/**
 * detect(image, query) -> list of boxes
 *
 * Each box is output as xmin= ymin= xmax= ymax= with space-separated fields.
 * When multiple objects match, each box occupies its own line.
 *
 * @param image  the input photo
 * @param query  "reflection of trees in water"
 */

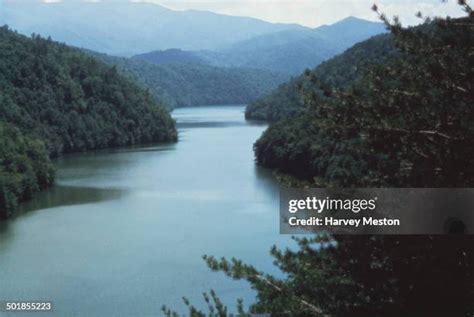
xmin=18 ymin=186 xmax=126 ymax=215
xmin=0 ymin=220 xmax=11 ymax=240
xmin=253 ymin=165 xmax=280 ymax=205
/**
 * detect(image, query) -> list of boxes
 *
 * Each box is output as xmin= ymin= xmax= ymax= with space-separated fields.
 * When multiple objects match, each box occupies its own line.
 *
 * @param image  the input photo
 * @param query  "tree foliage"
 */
xmin=90 ymin=51 xmax=288 ymax=109
xmin=0 ymin=26 xmax=177 ymax=217
xmin=0 ymin=122 xmax=54 ymax=219
xmin=245 ymin=34 xmax=397 ymax=122
xmin=0 ymin=26 xmax=177 ymax=156
xmin=255 ymin=12 xmax=474 ymax=187
xmin=166 ymin=2 xmax=474 ymax=316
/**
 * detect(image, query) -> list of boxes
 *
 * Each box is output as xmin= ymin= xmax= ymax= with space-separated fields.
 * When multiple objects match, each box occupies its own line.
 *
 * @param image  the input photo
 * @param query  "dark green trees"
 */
xmin=245 ymin=34 xmax=397 ymax=122
xmin=255 ymin=9 xmax=474 ymax=187
xmin=165 ymin=2 xmax=474 ymax=316
xmin=0 ymin=27 xmax=177 ymax=156
xmin=0 ymin=123 xmax=54 ymax=219
xmin=0 ymin=26 xmax=177 ymax=217
xmin=90 ymin=51 xmax=288 ymax=109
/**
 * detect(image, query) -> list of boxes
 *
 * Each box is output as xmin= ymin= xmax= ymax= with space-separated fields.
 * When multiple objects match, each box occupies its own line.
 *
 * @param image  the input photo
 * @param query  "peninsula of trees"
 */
xmin=245 ymin=33 xmax=397 ymax=121
xmin=0 ymin=26 xmax=177 ymax=218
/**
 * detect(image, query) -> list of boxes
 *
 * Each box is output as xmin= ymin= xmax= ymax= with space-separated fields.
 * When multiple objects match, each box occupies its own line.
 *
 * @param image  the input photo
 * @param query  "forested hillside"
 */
xmin=0 ymin=0 xmax=305 ymax=55
xmin=196 ymin=17 xmax=386 ymax=75
xmin=245 ymin=33 xmax=397 ymax=121
xmin=132 ymin=49 xmax=206 ymax=66
xmin=249 ymin=12 xmax=474 ymax=314
xmin=0 ymin=123 xmax=55 ymax=218
xmin=254 ymin=16 xmax=473 ymax=186
xmin=0 ymin=26 xmax=177 ymax=218
xmin=166 ymin=5 xmax=474 ymax=317
xmin=92 ymin=52 xmax=288 ymax=108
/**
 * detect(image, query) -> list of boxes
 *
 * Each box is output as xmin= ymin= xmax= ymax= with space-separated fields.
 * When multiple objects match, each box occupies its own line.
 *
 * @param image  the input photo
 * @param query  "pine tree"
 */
xmin=164 ymin=2 xmax=474 ymax=316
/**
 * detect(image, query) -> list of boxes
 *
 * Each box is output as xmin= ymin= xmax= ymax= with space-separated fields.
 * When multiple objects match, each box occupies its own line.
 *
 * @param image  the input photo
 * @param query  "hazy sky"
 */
xmin=35 ymin=0 xmax=468 ymax=27
xmin=156 ymin=0 xmax=467 ymax=27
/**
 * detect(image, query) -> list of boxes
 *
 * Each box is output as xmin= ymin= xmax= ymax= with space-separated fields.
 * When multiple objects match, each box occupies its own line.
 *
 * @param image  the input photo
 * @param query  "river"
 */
xmin=0 ymin=105 xmax=291 ymax=316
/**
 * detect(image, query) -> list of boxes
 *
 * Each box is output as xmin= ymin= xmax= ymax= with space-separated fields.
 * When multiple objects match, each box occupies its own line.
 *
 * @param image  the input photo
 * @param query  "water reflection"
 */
xmin=0 ymin=105 xmax=290 ymax=317
xmin=177 ymin=121 xmax=247 ymax=129
xmin=19 ymin=185 xmax=126 ymax=214
xmin=0 ymin=221 xmax=10 ymax=238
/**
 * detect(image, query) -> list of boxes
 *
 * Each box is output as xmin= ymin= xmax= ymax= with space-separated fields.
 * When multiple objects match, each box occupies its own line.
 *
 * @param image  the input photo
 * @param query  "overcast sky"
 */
xmin=155 ymin=0 xmax=467 ymax=27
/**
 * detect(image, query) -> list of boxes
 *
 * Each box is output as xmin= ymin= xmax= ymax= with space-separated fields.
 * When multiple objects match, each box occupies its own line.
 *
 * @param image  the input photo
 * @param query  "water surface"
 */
xmin=0 ymin=105 xmax=290 ymax=316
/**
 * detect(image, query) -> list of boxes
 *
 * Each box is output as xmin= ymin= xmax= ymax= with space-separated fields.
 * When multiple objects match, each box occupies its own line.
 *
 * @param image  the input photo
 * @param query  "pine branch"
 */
xmin=371 ymin=127 xmax=462 ymax=140
xmin=253 ymin=274 xmax=330 ymax=317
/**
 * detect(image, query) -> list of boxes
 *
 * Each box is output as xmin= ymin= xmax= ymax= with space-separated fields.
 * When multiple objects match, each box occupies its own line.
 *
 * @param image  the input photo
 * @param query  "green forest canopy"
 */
xmin=0 ymin=122 xmax=54 ymax=218
xmin=165 ymin=3 xmax=474 ymax=316
xmin=90 ymin=51 xmax=289 ymax=109
xmin=245 ymin=33 xmax=397 ymax=122
xmin=0 ymin=26 xmax=177 ymax=218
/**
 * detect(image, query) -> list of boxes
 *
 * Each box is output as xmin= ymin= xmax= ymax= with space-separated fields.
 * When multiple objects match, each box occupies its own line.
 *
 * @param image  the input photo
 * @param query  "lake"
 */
xmin=0 ymin=105 xmax=291 ymax=316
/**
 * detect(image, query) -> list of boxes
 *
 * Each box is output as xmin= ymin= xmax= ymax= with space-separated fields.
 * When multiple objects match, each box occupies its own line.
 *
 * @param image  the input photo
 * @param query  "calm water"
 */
xmin=0 ymin=105 xmax=291 ymax=316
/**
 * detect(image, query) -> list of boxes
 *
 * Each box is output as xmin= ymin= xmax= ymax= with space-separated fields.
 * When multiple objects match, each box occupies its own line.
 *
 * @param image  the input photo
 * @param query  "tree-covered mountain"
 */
xmin=121 ymin=17 xmax=386 ymax=106
xmin=248 ymin=12 xmax=474 ymax=314
xmin=0 ymin=26 xmax=177 ymax=218
xmin=165 ymin=6 xmax=474 ymax=317
xmin=91 ymin=52 xmax=289 ymax=108
xmin=245 ymin=33 xmax=397 ymax=121
xmin=197 ymin=17 xmax=387 ymax=75
xmin=0 ymin=0 xmax=306 ymax=56
xmin=252 ymin=17 xmax=474 ymax=186
xmin=132 ymin=49 xmax=206 ymax=66
xmin=0 ymin=122 xmax=55 ymax=219
xmin=0 ymin=0 xmax=385 ymax=74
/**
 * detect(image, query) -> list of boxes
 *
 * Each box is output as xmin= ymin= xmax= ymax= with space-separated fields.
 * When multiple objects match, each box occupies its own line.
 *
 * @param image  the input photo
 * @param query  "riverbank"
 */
xmin=0 ymin=105 xmax=291 ymax=316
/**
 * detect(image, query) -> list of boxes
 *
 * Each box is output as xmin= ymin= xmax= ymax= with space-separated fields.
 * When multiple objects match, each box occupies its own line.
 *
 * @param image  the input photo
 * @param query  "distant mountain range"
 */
xmin=245 ymin=33 xmax=398 ymax=121
xmin=130 ymin=17 xmax=387 ymax=75
xmin=0 ymin=0 xmax=387 ymax=106
xmin=133 ymin=49 xmax=207 ymax=66
xmin=1 ymin=1 xmax=386 ymax=74
xmin=90 ymin=51 xmax=288 ymax=108
xmin=0 ymin=0 xmax=305 ymax=56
